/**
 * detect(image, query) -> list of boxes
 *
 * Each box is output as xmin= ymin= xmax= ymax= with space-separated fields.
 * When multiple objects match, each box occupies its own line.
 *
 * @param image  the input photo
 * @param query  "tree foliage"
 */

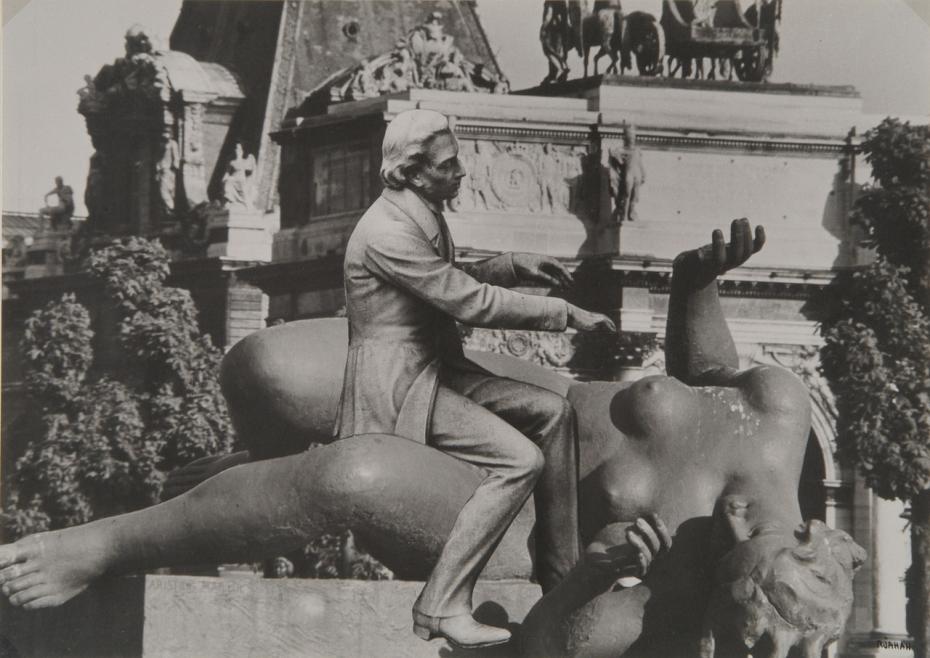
xmin=819 ymin=118 xmax=930 ymax=501
xmin=5 ymin=238 xmax=234 ymax=538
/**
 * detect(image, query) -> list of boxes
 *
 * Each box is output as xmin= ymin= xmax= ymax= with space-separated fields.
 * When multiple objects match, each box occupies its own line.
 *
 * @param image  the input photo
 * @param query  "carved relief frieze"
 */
xmin=181 ymin=103 xmax=208 ymax=207
xmin=462 ymin=328 xmax=575 ymax=368
xmin=450 ymin=140 xmax=589 ymax=216
xmin=461 ymin=327 xmax=660 ymax=377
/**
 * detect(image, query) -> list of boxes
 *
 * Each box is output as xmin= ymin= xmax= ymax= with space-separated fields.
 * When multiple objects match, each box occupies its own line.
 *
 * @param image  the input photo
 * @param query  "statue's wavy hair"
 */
xmin=380 ymin=109 xmax=453 ymax=190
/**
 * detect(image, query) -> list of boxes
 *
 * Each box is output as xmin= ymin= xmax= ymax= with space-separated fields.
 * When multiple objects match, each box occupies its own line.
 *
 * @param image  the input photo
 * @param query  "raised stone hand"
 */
xmin=676 ymin=218 xmax=766 ymax=281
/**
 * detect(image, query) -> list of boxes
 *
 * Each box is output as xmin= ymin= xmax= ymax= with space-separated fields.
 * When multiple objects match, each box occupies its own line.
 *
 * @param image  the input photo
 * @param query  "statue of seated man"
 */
xmin=38 ymin=176 xmax=75 ymax=232
xmin=0 ymin=220 xmax=864 ymax=657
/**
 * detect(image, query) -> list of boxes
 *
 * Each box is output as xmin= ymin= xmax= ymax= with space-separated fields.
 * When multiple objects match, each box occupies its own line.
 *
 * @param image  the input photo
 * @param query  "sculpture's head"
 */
xmin=124 ymin=24 xmax=153 ymax=57
xmin=424 ymin=11 xmax=445 ymax=36
xmin=703 ymin=499 xmax=866 ymax=657
xmin=380 ymin=109 xmax=464 ymax=204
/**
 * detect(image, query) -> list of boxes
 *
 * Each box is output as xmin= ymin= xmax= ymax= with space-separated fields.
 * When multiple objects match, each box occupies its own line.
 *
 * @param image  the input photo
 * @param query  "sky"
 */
xmin=2 ymin=0 xmax=929 ymax=215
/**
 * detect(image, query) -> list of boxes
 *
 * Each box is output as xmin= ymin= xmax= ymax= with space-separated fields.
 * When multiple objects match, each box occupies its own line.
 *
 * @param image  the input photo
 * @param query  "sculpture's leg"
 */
xmin=0 ymin=435 xmax=483 ymax=609
xmin=414 ymin=384 xmax=545 ymax=618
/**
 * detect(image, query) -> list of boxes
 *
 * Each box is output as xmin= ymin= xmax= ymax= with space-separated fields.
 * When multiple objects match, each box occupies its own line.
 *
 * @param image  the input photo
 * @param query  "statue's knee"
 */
xmin=534 ymin=391 xmax=574 ymax=425
xmin=510 ymin=443 xmax=545 ymax=483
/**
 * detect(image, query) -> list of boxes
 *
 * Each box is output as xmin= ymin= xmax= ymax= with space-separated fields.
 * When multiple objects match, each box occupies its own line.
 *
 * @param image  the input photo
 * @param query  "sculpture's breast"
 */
xmin=610 ymin=375 xmax=697 ymax=442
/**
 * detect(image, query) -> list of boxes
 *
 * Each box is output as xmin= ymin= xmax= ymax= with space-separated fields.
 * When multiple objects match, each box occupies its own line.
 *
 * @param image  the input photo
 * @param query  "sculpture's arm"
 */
xmin=364 ymin=226 xmax=568 ymax=330
xmin=460 ymin=252 xmax=574 ymax=290
xmin=664 ymin=219 xmax=765 ymax=385
xmin=458 ymin=253 xmax=518 ymax=286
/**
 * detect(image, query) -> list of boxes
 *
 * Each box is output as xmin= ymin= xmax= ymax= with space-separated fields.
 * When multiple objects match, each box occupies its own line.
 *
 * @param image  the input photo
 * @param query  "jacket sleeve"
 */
xmin=364 ymin=224 xmax=567 ymax=331
xmin=459 ymin=253 xmax=518 ymax=287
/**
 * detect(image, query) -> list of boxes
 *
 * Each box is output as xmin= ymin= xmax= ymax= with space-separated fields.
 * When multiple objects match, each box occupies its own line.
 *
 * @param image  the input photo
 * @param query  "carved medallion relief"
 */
xmin=450 ymin=140 xmax=589 ymax=217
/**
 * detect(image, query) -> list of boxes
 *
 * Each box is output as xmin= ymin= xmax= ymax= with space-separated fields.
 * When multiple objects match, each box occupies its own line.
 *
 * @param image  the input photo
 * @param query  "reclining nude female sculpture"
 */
xmin=0 ymin=220 xmax=864 ymax=657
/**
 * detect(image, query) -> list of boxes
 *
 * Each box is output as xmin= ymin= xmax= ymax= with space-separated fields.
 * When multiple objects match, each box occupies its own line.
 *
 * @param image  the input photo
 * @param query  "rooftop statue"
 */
xmin=608 ymin=123 xmax=646 ymax=224
xmin=332 ymin=12 xmax=508 ymax=102
xmin=221 ymin=143 xmax=257 ymax=209
xmin=38 ymin=176 xmax=74 ymax=232
xmin=540 ymin=0 xmax=782 ymax=83
xmin=0 ymin=220 xmax=864 ymax=657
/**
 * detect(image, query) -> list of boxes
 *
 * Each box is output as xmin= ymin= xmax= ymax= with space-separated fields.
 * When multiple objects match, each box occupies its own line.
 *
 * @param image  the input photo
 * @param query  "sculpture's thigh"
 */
xmin=309 ymin=435 xmax=486 ymax=579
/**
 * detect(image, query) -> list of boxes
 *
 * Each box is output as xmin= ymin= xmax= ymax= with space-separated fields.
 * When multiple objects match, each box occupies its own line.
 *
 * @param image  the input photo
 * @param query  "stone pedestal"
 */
xmin=0 ymin=575 xmax=539 ymax=658
xmin=23 ymin=230 xmax=71 ymax=279
xmin=206 ymin=207 xmax=273 ymax=262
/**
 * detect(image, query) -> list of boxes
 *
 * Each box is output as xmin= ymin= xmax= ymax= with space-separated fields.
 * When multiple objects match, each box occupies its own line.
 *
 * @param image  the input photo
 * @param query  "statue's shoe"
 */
xmin=412 ymin=611 xmax=511 ymax=649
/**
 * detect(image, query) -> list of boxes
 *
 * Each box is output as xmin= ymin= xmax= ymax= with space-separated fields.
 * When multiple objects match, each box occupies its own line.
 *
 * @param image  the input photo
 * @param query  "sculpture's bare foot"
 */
xmin=0 ymin=528 xmax=109 ymax=609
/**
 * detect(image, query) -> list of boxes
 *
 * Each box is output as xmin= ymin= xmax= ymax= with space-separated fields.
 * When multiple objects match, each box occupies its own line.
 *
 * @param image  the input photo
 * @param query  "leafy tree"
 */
xmin=819 ymin=118 xmax=930 ymax=656
xmin=4 ymin=238 xmax=234 ymax=538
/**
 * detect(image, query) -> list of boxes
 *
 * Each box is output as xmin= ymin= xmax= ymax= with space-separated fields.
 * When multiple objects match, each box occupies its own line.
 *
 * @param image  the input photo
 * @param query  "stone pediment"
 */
xmin=295 ymin=12 xmax=508 ymax=115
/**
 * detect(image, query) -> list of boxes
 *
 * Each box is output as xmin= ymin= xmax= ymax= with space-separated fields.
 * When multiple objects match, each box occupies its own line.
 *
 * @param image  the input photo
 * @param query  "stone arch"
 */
xmin=808 ymin=393 xmax=838 ymax=482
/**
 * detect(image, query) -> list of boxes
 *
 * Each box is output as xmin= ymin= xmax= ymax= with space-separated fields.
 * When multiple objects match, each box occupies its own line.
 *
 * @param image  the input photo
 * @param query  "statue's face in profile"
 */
xmin=410 ymin=132 xmax=466 ymax=204
xmin=707 ymin=519 xmax=866 ymax=654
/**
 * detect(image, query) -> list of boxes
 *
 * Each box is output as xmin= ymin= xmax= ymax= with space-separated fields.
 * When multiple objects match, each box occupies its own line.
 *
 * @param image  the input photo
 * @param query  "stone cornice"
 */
xmin=515 ymin=74 xmax=860 ymax=100
xmin=454 ymin=122 xmax=593 ymax=143
xmin=605 ymin=256 xmax=840 ymax=299
xmin=614 ymin=133 xmax=850 ymax=155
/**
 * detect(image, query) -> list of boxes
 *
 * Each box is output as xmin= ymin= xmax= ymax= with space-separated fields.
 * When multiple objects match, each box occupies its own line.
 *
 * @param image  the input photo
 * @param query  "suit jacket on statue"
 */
xmin=336 ymin=186 xmax=569 ymax=443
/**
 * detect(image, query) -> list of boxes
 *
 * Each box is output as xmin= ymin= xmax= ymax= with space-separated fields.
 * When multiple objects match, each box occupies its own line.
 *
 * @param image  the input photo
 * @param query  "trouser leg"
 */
xmin=448 ymin=371 xmax=581 ymax=593
xmin=414 ymin=384 xmax=544 ymax=617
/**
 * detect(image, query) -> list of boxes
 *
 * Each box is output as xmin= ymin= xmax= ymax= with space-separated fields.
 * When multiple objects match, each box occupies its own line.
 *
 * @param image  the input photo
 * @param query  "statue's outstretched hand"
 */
xmin=585 ymin=514 xmax=672 ymax=578
xmin=686 ymin=218 xmax=765 ymax=277
xmin=512 ymin=253 xmax=574 ymax=288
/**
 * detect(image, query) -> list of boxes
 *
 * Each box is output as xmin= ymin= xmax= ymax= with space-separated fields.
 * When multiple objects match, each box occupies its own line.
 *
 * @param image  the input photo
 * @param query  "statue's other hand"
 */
xmin=585 ymin=514 xmax=671 ymax=578
xmin=567 ymin=304 xmax=617 ymax=334
xmin=695 ymin=218 xmax=765 ymax=275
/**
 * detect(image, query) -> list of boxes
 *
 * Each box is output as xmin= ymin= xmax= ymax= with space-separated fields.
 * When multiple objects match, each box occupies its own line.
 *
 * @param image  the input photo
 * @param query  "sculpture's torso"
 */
xmin=570 ymin=366 xmax=810 ymax=541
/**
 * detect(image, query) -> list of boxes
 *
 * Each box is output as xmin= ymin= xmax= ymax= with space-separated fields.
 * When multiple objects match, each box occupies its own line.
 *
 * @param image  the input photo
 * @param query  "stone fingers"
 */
xmin=728 ymin=218 xmax=749 ymax=265
xmin=753 ymin=224 xmax=766 ymax=254
xmin=542 ymin=259 xmax=574 ymax=288
xmin=625 ymin=529 xmax=650 ymax=574
xmin=711 ymin=229 xmax=726 ymax=270
xmin=625 ymin=514 xmax=673 ymax=577
xmin=647 ymin=512 xmax=672 ymax=551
